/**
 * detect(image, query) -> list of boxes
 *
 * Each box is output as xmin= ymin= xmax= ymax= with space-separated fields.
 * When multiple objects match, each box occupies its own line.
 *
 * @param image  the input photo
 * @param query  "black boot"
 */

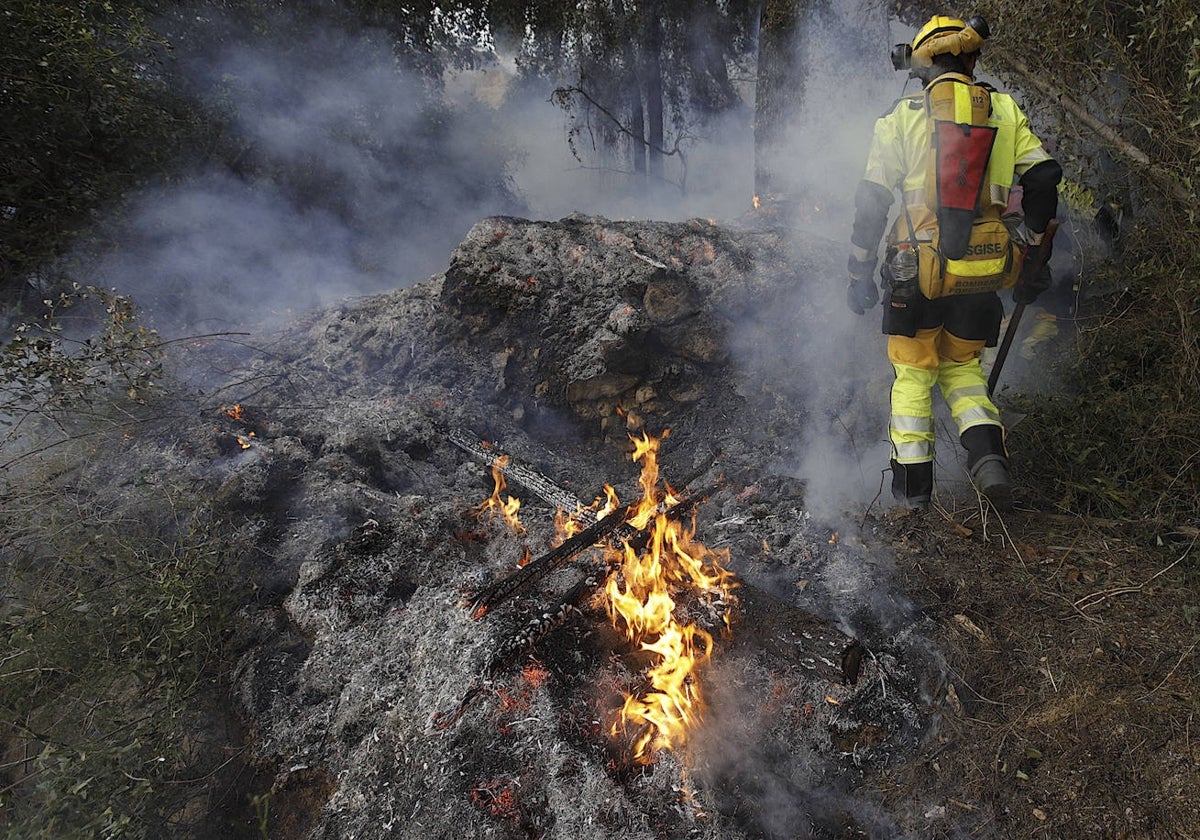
xmin=961 ymin=425 xmax=1012 ymax=508
xmin=890 ymin=459 xmax=933 ymax=510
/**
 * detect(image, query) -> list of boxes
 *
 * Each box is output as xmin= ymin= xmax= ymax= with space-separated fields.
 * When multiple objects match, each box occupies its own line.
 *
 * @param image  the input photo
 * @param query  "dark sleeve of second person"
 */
xmin=1019 ymin=159 xmax=1063 ymax=235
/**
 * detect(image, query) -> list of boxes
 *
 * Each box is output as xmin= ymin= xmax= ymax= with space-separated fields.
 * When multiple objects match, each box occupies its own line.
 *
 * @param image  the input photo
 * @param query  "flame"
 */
xmin=752 ymin=194 xmax=761 ymax=210
xmin=222 ymin=404 xmax=245 ymax=422
xmin=475 ymin=455 xmax=525 ymax=534
xmin=605 ymin=431 xmax=736 ymax=762
xmin=552 ymin=485 xmax=619 ymax=545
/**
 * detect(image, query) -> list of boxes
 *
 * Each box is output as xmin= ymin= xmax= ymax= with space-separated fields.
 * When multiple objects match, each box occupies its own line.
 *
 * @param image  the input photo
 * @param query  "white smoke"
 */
xmin=723 ymin=0 xmax=905 ymax=516
xmin=74 ymin=0 xmax=910 ymax=514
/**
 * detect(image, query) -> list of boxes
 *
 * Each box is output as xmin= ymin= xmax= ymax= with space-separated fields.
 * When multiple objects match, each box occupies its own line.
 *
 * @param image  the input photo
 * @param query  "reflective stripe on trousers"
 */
xmin=890 ymin=365 xmax=937 ymax=464
xmin=888 ymin=327 xmax=1003 ymax=464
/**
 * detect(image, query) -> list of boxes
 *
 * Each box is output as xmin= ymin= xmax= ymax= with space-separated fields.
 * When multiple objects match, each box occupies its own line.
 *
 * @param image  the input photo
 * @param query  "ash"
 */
xmin=179 ymin=214 xmax=942 ymax=837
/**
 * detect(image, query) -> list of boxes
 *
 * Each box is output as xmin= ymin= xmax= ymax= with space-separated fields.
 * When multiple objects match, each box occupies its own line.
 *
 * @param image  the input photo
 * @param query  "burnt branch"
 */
xmin=449 ymin=428 xmax=595 ymax=524
xmin=466 ymin=458 xmax=717 ymax=619
xmin=466 ymin=502 xmax=633 ymax=619
xmin=551 ymin=85 xmax=689 ymax=193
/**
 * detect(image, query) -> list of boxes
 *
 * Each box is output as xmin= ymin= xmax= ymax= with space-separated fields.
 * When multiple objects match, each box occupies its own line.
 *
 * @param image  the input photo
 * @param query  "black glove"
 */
xmin=1013 ymin=264 xmax=1051 ymax=304
xmin=1013 ymin=236 xmax=1053 ymax=305
xmin=846 ymin=256 xmax=879 ymax=315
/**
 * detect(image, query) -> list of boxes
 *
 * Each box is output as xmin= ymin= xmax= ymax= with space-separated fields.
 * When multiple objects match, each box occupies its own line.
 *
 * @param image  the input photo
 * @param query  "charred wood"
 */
xmin=450 ymin=428 xmax=594 ymax=523
xmin=467 ymin=482 xmax=712 ymax=619
xmin=464 ymin=442 xmax=718 ymax=618
xmin=434 ymin=570 xmax=604 ymax=731
xmin=466 ymin=503 xmax=633 ymax=618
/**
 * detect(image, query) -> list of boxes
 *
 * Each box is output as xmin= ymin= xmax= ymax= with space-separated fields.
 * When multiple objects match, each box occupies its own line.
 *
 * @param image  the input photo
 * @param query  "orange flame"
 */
xmin=222 ymin=404 xmax=245 ymax=421
xmin=552 ymin=484 xmax=619 ymax=545
xmin=475 ymin=455 xmax=525 ymax=535
xmin=605 ymin=431 xmax=736 ymax=762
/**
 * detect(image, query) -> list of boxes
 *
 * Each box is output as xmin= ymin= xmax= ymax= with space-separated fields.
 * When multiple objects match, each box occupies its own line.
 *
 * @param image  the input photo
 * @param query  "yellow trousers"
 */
xmin=887 ymin=326 xmax=1003 ymax=464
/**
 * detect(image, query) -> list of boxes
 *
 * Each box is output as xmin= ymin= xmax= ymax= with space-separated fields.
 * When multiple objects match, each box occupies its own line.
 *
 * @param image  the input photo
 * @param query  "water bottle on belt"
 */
xmin=883 ymin=243 xmax=920 ymax=336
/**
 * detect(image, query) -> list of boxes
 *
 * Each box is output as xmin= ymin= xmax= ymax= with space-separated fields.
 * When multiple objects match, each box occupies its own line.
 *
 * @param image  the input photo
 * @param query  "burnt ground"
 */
xmin=50 ymin=213 xmax=1196 ymax=838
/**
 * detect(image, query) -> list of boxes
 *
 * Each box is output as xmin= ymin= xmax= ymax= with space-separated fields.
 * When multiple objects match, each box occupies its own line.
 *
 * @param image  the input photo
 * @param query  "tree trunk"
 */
xmin=629 ymin=87 xmax=646 ymax=177
xmin=754 ymin=0 xmax=805 ymax=202
xmin=642 ymin=0 xmax=665 ymax=182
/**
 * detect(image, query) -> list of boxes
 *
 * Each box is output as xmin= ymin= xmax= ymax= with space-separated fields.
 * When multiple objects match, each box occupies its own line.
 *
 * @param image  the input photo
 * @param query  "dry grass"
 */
xmin=873 ymin=504 xmax=1200 ymax=838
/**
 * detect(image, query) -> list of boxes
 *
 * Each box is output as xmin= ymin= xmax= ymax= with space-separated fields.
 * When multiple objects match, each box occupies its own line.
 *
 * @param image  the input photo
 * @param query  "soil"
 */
xmin=869 ymin=502 xmax=1200 ymax=839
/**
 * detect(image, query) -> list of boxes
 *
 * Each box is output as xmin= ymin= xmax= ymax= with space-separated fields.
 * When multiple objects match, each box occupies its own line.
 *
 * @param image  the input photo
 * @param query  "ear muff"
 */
xmin=890 ymin=43 xmax=914 ymax=71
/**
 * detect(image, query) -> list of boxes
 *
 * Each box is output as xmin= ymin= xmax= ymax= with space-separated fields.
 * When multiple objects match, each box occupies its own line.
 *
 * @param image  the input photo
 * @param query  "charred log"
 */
xmin=465 ymin=450 xmax=718 ymax=618
xmin=450 ymin=428 xmax=597 ymax=524
xmin=466 ymin=503 xmax=633 ymax=618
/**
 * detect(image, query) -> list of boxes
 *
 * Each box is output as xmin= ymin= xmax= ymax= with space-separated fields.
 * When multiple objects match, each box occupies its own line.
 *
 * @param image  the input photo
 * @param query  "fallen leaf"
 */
xmin=953 ymin=613 xmax=990 ymax=643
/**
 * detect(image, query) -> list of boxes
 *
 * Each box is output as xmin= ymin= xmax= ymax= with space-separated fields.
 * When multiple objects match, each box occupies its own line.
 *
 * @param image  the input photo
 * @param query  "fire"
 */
xmin=605 ymin=431 xmax=737 ymax=762
xmin=464 ymin=432 xmax=735 ymax=761
xmin=475 ymin=455 xmax=525 ymax=534
xmin=221 ymin=404 xmax=245 ymax=422
xmin=552 ymin=485 xmax=619 ymax=545
xmin=752 ymin=194 xmax=761 ymax=210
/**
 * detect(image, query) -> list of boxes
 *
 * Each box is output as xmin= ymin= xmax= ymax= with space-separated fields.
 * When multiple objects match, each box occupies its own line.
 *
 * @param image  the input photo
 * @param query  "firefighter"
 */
xmin=846 ymin=14 xmax=1062 ymax=509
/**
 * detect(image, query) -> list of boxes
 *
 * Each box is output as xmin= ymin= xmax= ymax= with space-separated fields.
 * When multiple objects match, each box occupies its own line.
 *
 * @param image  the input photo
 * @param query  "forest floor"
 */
xmin=868 ymin=496 xmax=1199 ymax=839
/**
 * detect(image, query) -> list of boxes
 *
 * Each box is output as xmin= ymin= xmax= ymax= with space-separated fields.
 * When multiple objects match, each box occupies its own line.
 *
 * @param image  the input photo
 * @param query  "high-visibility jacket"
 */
xmin=850 ymin=72 xmax=1058 ymax=266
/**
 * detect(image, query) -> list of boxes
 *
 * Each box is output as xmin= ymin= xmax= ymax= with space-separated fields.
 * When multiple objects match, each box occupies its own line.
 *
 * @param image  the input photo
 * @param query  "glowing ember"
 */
xmin=605 ymin=431 xmax=737 ymax=762
xmin=475 ymin=455 xmax=525 ymax=535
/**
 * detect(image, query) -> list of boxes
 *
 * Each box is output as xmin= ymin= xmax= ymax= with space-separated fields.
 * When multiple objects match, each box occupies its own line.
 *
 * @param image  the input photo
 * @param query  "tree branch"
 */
xmin=989 ymin=46 xmax=1193 ymax=207
xmin=552 ymin=85 xmax=688 ymax=193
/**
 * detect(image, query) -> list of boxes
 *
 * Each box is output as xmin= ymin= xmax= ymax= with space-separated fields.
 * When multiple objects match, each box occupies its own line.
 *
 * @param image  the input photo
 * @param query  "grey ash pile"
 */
xmin=193 ymin=214 xmax=942 ymax=838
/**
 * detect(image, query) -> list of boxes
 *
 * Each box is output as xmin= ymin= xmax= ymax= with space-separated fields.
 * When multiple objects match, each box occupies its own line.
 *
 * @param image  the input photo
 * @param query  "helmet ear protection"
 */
xmin=891 ymin=14 xmax=990 ymax=71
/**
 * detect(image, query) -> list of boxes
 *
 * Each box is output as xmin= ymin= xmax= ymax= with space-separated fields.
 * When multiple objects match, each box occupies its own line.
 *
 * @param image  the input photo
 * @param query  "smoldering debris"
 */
xmin=167 ymin=214 xmax=943 ymax=838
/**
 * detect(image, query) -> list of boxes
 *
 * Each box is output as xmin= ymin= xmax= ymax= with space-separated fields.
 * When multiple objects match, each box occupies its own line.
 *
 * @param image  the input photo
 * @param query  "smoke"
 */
xmin=87 ymin=10 xmax=525 ymax=333
xmin=75 ymin=0 xmax=910 ymax=506
xmin=720 ymin=0 xmax=904 ymax=517
xmin=73 ymin=4 xmax=772 ymax=337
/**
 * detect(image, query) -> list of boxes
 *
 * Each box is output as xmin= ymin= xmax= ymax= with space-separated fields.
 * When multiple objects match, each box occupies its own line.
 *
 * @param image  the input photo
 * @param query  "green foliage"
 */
xmin=1 ymin=286 xmax=164 ymax=460
xmin=1010 ymin=254 xmax=1200 ymax=521
xmin=0 ymin=2 xmax=200 ymax=300
xmin=1 ymin=287 xmax=251 ymax=837
xmin=0 ymin=494 xmax=245 ymax=837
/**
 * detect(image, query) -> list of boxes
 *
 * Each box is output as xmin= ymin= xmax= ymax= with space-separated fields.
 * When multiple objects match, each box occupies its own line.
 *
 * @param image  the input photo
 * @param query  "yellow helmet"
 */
xmin=912 ymin=16 xmax=967 ymax=51
xmin=893 ymin=14 xmax=990 ymax=70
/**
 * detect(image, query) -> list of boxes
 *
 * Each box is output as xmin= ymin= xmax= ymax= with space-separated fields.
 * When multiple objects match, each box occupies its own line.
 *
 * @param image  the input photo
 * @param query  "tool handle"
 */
xmin=987 ymin=219 xmax=1059 ymax=396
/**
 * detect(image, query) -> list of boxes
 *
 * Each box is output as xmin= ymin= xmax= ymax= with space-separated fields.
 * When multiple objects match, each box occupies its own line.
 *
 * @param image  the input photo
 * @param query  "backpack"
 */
xmin=913 ymin=75 xmax=1022 ymax=298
